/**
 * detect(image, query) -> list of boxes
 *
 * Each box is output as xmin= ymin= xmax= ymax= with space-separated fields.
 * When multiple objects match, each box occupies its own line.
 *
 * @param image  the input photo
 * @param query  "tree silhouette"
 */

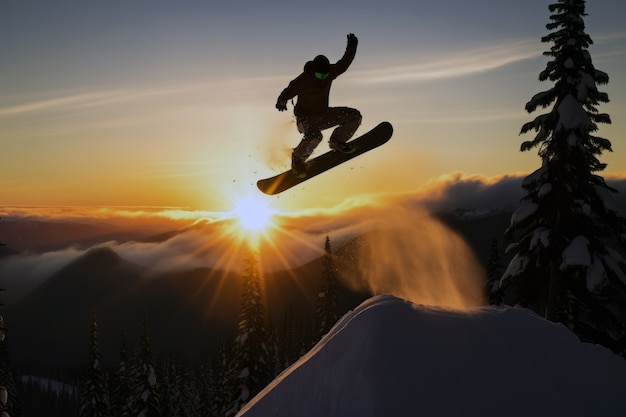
xmin=0 ymin=289 xmax=18 ymax=417
xmin=0 ymin=221 xmax=20 ymax=416
xmin=486 ymin=238 xmax=504 ymax=305
xmin=499 ymin=0 xmax=626 ymax=354
xmin=226 ymin=247 xmax=273 ymax=415
xmin=131 ymin=315 xmax=161 ymax=417
xmin=110 ymin=333 xmax=134 ymax=417
xmin=316 ymin=236 xmax=340 ymax=338
xmin=78 ymin=308 xmax=109 ymax=417
xmin=159 ymin=355 xmax=201 ymax=416
xmin=211 ymin=338 xmax=233 ymax=416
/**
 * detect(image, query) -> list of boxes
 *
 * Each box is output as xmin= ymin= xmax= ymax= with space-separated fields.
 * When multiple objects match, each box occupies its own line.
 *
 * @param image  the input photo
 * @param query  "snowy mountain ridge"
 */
xmin=238 ymin=295 xmax=626 ymax=417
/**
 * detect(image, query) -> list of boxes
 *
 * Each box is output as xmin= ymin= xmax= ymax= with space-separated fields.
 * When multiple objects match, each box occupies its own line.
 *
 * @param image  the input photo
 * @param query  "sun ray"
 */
xmin=185 ymin=193 xmax=339 ymax=320
xmin=225 ymin=193 xmax=279 ymax=250
xmin=232 ymin=194 xmax=275 ymax=233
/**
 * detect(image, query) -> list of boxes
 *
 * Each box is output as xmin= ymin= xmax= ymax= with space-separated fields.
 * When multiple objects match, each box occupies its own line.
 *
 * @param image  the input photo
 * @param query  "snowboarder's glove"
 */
xmin=276 ymin=100 xmax=288 ymax=112
xmin=347 ymin=33 xmax=358 ymax=49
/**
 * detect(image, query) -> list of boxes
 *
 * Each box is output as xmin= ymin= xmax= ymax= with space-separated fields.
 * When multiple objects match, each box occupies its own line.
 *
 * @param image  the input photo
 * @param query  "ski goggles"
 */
xmin=315 ymin=71 xmax=330 ymax=80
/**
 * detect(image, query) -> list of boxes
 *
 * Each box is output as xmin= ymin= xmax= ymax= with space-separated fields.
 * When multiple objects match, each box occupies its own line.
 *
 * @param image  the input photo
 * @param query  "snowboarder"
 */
xmin=276 ymin=33 xmax=362 ymax=177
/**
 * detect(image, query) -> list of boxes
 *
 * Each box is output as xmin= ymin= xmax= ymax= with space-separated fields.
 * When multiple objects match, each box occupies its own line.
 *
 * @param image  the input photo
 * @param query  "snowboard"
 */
xmin=257 ymin=121 xmax=393 ymax=195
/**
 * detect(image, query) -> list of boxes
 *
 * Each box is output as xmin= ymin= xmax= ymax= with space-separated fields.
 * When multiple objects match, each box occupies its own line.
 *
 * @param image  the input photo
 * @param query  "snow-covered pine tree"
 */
xmin=110 ymin=333 xmax=135 ymax=417
xmin=315 ymin=236 xmax=340 ymax=339
xmin=158 ymin=355 xmax=180 ymax=417
xmin=131 ymin=315 xmax=161 ymax=417
xmin=276 ymin=306 xmax=296 ymax=369
xmin=0 ymin=290 xmax=18 ymax=417
xmin=195 ymin=359 xmax=215 ymax=417
xmin=0 ymin=228 xmax=9 ymax=416
xmin=159 ymin=355 xmax=201 ymax=417
xmin=78 ymin=308 xmax=109 ymax=417
xmin=486 ymin=238 xmax=504 ymax=304
xmin=499 ymin=0 xmax=626 ymax=354
xmin=225 ymin=247 xmax=273 ymax=416
xmin=0 ymin=226 xmax=9 ymax=416
xmin=211 ymin=338 xmax=233 ymax=417
xmin=264 ymin=319 xmax=281 ymax=379
xmin=177 ymin=361 xmax=201 ymax=416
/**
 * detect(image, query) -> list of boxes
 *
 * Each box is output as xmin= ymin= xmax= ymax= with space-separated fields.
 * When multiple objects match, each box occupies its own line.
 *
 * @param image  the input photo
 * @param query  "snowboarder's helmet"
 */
xmin=312 ymin=55 xmax=330 ymax=79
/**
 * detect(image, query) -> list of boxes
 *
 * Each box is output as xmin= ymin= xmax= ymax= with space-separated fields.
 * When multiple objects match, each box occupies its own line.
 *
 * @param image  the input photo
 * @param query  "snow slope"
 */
xmin=238 ymin=295 xmax=626 ymax=417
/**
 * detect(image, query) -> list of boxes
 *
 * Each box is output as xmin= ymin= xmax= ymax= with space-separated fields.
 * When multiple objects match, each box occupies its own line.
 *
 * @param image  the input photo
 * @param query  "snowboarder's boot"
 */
xmin=330 ymin=140 xmax=357 ymax=155
xmin=291 ymin=156 xmax=308 ymax=178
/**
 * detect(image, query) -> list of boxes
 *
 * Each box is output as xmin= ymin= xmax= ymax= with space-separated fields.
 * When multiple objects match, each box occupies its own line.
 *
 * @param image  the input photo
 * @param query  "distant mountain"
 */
xmin=135 ymin=217 xmax=225 ymax=244
xmin=4 ymin=245 xmax=369 ymax=372
xmin=0 ymin=244 xmax=18 ymax=259
xmin=3 ymin=208 xmax=513 ymax=372
xmin=5 ymin=247 xmax=147 ymax=370
xmin=0 ymin=219 xmax=148 ymax=252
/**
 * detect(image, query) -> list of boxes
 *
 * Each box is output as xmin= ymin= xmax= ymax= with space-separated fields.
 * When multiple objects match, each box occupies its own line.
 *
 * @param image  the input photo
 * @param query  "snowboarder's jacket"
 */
xmin=277 ymin=44 xmax=357 ymax=117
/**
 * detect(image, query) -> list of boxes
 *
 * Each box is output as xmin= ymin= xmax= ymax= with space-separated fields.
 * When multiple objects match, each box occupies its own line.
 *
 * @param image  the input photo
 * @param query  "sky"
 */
xmin=2 ymin=0 xmax=626 ymax=213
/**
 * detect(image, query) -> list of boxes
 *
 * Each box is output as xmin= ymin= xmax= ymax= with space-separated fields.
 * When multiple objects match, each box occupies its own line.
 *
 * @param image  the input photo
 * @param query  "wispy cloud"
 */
xmin=0 ymin=92 xmax=118 ymax=117
xmin=0 ymin=205 xmax=221 ymax=224
xmin=352 ymin=40 xmax=543 ymax=84
xmin=0 ymin=76 xmax=278 ymax=119
xmin=0 ymin=83 xmax=215 ymax=118
xmin=594 ymin=31 xmax=626 ymax=43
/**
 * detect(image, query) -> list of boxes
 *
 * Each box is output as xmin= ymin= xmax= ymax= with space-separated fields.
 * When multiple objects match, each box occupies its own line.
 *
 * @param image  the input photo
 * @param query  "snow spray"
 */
xmin=342 ymin=204 xmax=486 ymax=309
xmin=261 ymin=119 xmax=298 ymax=171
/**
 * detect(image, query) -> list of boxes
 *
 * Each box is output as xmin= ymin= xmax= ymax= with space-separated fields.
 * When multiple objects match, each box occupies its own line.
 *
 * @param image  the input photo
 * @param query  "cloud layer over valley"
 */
xmin=2 ymin=172 xmax=625 ymax=307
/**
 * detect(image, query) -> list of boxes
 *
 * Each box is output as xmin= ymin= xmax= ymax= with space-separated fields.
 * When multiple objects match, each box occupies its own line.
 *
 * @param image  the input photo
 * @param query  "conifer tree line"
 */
xmin=70 ymin=235 xmax=343 ymax=416
xmin=1 ymin=221 xmax=19 ymax=417
xmin=1 ymin=291 xmax=19 ymax=417
xmin=490 ymin=0 xmax=626 ymax=356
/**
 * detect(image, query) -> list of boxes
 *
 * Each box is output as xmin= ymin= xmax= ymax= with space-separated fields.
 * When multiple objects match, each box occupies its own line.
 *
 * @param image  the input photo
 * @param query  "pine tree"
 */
xmin=499 ymin=0 xmax=626 ymax=354
xmin=78 ymin=308 xmax=109 ymax=417
xmin=486 ymin=238 xmax=504 ymax=304
xmin=0 ymin=225 xmax=16 ymax=417
xmin=315 ymin=236 xmax=340 ymax=339
xmin=276 ymin=305 xmax=312 ymax=369
xmin=131 ymin=315 xmax=161 ymax=417
xmin=225 ymin=247 xmax=273 ymax=415
xmin=262 ymin=318 xmax=276 ymax=376
xmin=211 ymin=339 xmax=232 ymax=417
xmin=159 ymin=355 xmax=180 ymax=417
xmin=195 ymin=359 xmax=215 ymax=417
xmin=110 ymin=333 xmax=135 ymax=417
xmin=276 ymin=305 xmax=295 ymax=369
xmin=0 ymin=290 xmax=19 ymax=417
xmin=177 ymin=361 xmax=201 ymax=417
xmin=158 ymin=355 xmax=201 ymax=417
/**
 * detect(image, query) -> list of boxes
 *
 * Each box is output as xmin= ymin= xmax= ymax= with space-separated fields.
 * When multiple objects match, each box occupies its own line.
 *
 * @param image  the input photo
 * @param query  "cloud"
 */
xmin=0 ymin=77 xmax=277 ymax=119
xmin=0 ymin=92 xmax=117 ymax=117
xmin=352 ymin=40 xmax=543 ymax=84
xmin=395 ymin=171 xmax=626 ymax=214
xmin=407 ymin=172 xmax=527 ymax=212
xmin=0 ymin=205 xmax=220 ymax=227
xmin=3 ymin=171 xmax=625 ymax=307
xmin=0 ymin=248 xmax=85 ymax=304
xmin=595 ymin=31 xmax=626 ymax=43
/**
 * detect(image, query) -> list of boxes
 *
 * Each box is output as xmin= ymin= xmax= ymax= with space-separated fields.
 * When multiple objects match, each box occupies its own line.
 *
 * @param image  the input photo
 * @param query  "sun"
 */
xmin=231 ymin=194 xmax=276 ymax=235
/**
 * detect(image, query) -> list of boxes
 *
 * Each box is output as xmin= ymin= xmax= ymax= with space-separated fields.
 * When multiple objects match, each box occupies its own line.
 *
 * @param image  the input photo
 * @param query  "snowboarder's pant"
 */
xmin=293 ymin=107 xmax=362 ymax=161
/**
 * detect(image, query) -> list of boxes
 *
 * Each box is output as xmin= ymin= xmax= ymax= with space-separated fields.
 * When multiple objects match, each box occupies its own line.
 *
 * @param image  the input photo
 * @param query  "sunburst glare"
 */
xmin=228 ymin=193 xmax=278 ymax=249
